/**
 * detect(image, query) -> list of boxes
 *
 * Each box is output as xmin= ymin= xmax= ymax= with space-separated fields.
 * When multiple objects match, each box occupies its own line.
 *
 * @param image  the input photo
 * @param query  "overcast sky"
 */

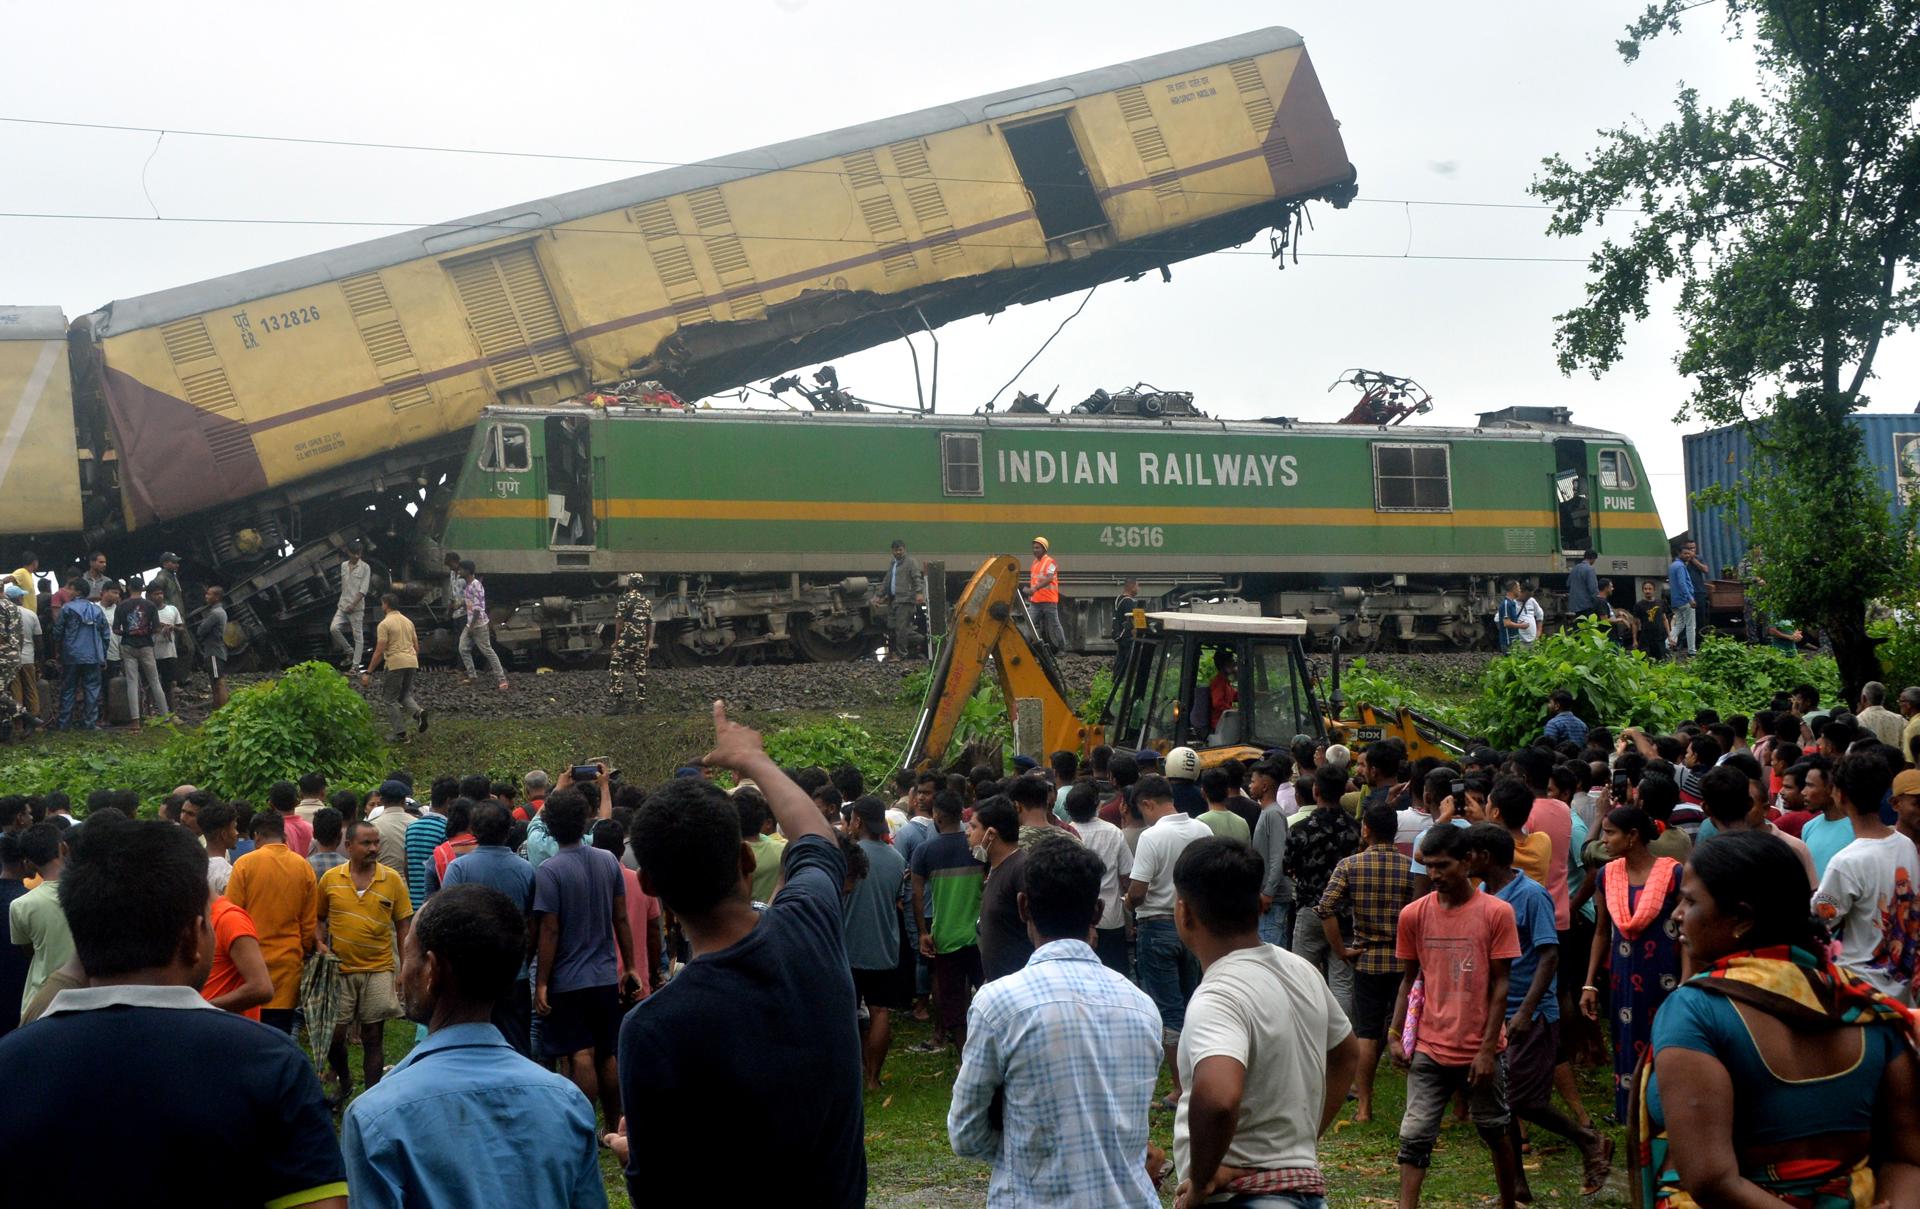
xmin=6 ymin=0 xmax=1915 ymax=529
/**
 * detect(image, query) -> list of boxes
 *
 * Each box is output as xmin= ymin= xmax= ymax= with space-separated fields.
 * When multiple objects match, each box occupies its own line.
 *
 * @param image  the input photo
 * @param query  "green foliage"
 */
xmin=1685 ymin=635 xmax=1841 ymax=712
xmin=1467 ymin=619 xmax=1710 ymax=747
xmin=0 ymin=738 xmax=179 ymax=809
xmin=170 ymin=662 xmax=388 ymax=802
xmin=1079 ymin=665 xmax=1115 ymax=725
xmin=1870 ymin=606 xmax=1920 ymax=699
xmin=1532 ymin=0 xmax=1920 ymax=690
xmin=763 ymin=717 xmax=904 ymax=788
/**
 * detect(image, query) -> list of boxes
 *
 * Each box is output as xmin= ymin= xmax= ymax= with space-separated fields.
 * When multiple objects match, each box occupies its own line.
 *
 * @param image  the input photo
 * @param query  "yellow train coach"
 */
xmin=67 ymin=26 xmax=1353 ymax=534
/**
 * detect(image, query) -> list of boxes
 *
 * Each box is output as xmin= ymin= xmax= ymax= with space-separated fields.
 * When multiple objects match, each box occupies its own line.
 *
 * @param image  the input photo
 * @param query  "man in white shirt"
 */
xmin=1064 ymin=782 xmax=1132 ymax=976
xmin=1172 ymin=837 xmax=1357 ymax=1207
xmin=329 ymin=541 xmax=372 ymax=673
xmin=146 ymin=583 xmax=182 ymax=702
xmin=1126 ymin=774 xmax=1215 ymax=1107
xmin=1813 ymin=757 xmax=1920 ymax=1004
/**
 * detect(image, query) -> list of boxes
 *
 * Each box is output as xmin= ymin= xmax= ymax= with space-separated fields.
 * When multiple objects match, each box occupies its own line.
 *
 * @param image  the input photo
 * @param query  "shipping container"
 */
xmin=1683 ymin=413 xmax=1920 ymax=575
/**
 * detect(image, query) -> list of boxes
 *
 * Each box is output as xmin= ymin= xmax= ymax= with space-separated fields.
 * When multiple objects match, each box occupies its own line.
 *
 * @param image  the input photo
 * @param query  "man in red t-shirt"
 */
xmin=1208 ymin=650 xmax=1239 ymax=723
xmin=514 ymin=770 xmax=551 ymax=824
xmin=1390 ymin=823 xmax=1523 ymax=1208
xmin=269 ymin=781 xmax=313 ymax=859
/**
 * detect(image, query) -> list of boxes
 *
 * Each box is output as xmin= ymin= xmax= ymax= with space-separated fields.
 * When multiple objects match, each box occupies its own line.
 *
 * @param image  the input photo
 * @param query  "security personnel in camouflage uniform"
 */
xmin=608 ymin=574 xmax=652 ymax=712
xmin=0 ymin=588 xmax=24 ymax=737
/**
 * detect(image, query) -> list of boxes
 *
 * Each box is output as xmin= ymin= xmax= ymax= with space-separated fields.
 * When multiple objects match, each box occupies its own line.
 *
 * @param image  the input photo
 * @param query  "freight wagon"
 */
xmin=1684 ymin=414 xmax=1920 ymax=577
xmin=417 ymin=401 xmax=1669 ymax=665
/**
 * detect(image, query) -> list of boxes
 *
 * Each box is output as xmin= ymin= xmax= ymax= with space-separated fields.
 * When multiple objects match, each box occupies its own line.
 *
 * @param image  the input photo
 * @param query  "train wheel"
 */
xmin=656 ymin=623 xmax=743 ymax=668
xmin=791 ymin=623 xmax=876 ymax=663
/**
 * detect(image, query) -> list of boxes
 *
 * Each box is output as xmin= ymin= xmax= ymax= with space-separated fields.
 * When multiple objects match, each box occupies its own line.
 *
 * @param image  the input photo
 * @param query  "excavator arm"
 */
xmin=899 ymin=556 xmax=1100 ymax=773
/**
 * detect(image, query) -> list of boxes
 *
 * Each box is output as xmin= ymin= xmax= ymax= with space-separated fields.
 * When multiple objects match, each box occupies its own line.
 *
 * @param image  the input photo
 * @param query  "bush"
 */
xmin=1868 ymin=604 xmax=1920 ymax=699
xmin=1467 ymin=619 xmax=1710 ymax=747
xmin=1685 ymin=636 xmax=1841 ymax=712
xmin=166 ymin=662 xmax=388 ymax=802
xmin=763 ymin=717 xmax=906 ymax=789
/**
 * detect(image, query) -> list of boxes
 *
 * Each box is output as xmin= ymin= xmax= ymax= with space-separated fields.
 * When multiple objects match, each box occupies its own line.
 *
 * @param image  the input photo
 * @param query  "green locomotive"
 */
xmin=417 ymin=400 xmax=1667 ymax=665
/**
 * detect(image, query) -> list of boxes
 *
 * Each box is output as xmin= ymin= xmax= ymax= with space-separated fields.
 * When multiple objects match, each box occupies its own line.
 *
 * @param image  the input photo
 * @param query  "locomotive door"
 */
xmin=544 ymin=414 xmax=596 ymax=550
xmin=1553 ymin=438 xmax=1592 ymax=554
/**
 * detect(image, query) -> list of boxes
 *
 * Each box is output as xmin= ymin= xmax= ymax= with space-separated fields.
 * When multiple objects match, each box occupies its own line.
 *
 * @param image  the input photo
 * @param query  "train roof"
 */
xmin=81 ymin=27 xmax=1308 ymax=339
xmin=478 ymin=401 xmax=1642 ymax=445
xmin=0 ymin=306 xmax=69 ymax=341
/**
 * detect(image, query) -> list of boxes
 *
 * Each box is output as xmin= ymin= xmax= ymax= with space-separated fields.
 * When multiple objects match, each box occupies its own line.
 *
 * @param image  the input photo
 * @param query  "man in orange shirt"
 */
xmin=1208 ymin=649 xmax=1239 ymax=723
xmin=202 ymin=896 xmax=274 ymax=1020
xmin=1025 ymin=537 xmax=1068 ymax=653
xmin=225 ymin=812 xmax=319 ymax=1035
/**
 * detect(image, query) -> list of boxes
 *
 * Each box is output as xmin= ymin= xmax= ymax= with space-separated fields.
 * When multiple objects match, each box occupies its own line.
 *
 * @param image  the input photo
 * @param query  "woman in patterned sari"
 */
xmin=1635 ymin=830 xmax=1918 ymax=1207
xmin=1581 ymin=805 xmax=1684 ymax=1121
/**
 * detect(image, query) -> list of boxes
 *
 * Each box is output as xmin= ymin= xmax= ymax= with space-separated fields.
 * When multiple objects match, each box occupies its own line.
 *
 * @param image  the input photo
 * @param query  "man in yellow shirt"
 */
xmin=317 ymin=819 xmax=413 ymax=1104
xmin=361 ymin=593 xmax=426 ymax=741
xmin=9 ymin=552 xmax=37 ymax=615
xmin=225 ymin=811 xmax=319 ymax=1035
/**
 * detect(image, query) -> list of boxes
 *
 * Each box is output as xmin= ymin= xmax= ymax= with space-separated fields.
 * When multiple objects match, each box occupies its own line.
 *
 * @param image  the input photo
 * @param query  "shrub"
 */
xmin=165 ymin=662 xmax=387 ymax=802
xmin=764 ymin=717 xmax=905 ymax=789
xmin=1466 ymin=618 xmax=1709 ymax=747
xmin=1685 ymin=635 xmax=1841 ymax=712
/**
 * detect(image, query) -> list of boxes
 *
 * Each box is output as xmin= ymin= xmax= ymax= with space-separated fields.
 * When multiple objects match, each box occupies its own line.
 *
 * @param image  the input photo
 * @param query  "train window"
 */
xmin=479 ymin=423 xmax=531 ymax=472
xmin=941 ymin=432 xmax=983 ymax=496
xmin=1598 ymin=449 xmax=1637 ymax=490
xmin=1372 ymin=443 xmax=1452 ymax=512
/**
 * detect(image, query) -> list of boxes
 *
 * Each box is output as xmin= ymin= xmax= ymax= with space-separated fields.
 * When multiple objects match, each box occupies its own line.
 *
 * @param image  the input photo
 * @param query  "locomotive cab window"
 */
xmin=479 ymin=423 xmax=531 ymax=472
xmin=941 ymin=432 xmax=983 ymax=497
xmin=1372 ymin=442 xmax=1451 ymax=512
xmin=1598 ymin=448 xmax=1637 ymax=490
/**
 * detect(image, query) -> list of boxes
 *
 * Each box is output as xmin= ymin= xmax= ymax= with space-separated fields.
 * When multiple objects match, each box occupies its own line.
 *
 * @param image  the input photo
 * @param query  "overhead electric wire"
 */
xmin=0 ymin=208 xmax=1593 ymax=265
xmin=0 ymin=112 xmax=1641 ymax=215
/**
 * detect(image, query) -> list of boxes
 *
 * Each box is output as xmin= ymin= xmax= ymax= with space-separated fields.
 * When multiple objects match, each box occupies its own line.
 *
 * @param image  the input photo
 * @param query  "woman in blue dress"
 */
xmin=1579 ymin=805 xmax=1683 ymax=1121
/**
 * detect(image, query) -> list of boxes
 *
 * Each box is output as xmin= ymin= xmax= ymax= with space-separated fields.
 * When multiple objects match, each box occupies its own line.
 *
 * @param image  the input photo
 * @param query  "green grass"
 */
xmin=342 ymin=1014 xmax=1626 ymax=1208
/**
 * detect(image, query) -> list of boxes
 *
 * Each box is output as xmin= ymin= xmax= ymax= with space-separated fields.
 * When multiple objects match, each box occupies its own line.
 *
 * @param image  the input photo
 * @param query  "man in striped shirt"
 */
xmin=404 ymin=793 xmax=450 ymax=907
xmin=457 ymin=561 xmax=509 ymax=691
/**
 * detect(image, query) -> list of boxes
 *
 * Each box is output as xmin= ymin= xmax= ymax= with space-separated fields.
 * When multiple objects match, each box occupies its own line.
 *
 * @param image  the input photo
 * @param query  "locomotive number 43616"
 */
xmin=1099 ymin=526 xmax=1165 ymax=548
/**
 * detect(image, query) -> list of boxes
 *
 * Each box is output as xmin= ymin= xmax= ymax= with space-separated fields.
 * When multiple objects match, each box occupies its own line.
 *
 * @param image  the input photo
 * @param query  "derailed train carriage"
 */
xmin=2 ymin=26 xmax=1364 ymax=663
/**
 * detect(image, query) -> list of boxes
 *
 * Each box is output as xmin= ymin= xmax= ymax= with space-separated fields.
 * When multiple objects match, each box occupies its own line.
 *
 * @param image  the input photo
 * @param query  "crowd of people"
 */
xmin=1 ymin=676 xmax=1918 ymax=1206
xmin=0 ymin=546 xmax=563 ymax=744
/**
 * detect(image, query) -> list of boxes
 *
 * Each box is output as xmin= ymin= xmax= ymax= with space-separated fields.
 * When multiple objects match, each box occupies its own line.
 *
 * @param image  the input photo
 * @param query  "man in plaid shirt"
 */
xmin=948 ymin=839 xmax=1165 ymax=1206
xmin=1283 ymin=765 xmax=1361 ymax=1015
xmin=1315 ymin=804 xmax=1414 ymax=1121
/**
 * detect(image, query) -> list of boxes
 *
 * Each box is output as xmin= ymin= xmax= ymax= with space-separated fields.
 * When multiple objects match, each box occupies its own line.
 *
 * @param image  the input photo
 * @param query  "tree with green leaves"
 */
xmin=1532 ymin=0 xmax=1920 ymax=697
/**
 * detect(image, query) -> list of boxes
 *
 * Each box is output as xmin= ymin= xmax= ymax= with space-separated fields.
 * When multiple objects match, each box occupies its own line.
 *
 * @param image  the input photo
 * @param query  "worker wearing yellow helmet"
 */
xmin=1025 ymin=537 xmax=1068 ymax=652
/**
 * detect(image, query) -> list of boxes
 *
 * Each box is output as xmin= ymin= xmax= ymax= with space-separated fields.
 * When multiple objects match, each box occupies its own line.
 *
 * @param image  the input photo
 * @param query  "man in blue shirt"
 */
xmin=948 ymin=836 xmax=1164 ymax=1207
xmin=49 ymin=577 xmax=109 ymax=730
xmin=1464 ymin=824 xmax=1612 ymax=1198
xmin=1566 ymin=550 xmax=1601 ymax=619
xmin=1542 ymin=690 xmax=1589 ymax=747
xmin=442 ymin=800 xmax=537 ymax=1055
xmin=615 ymin=701 xmax=864 ymax=1205
xmin=1667 ymin=541 xmax=1699 ymax=656
xmin=343 ymin=882 xmax=605 ymax=1207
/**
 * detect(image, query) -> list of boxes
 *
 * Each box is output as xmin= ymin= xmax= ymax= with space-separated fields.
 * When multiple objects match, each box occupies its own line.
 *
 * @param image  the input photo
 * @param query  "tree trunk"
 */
xmin=1822 ymin=606 xmax=1882 ymax=705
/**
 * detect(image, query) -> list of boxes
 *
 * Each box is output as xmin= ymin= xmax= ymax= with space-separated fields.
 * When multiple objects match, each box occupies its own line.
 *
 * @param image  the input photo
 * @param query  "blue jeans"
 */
xmin=1135 ymin=916 xmax=1200 ymax=1043
xmin=58 ymin=662 xmax=103 ymax=728
xmin=1227 ymin=1197 xmax=1326 ymax=1209
xmin=1672 ymin=602 xmax=1697 ymax=654
xmin=1259 ymin=900 xmax=1295 ymax=948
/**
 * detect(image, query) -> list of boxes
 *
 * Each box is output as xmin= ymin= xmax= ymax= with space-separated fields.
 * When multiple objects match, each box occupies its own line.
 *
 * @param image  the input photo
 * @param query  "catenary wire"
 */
xmin=0 ymin=113 xmax=1641 ymax=215
xmin=0 ymin=209 xmax=1593 ymax=264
